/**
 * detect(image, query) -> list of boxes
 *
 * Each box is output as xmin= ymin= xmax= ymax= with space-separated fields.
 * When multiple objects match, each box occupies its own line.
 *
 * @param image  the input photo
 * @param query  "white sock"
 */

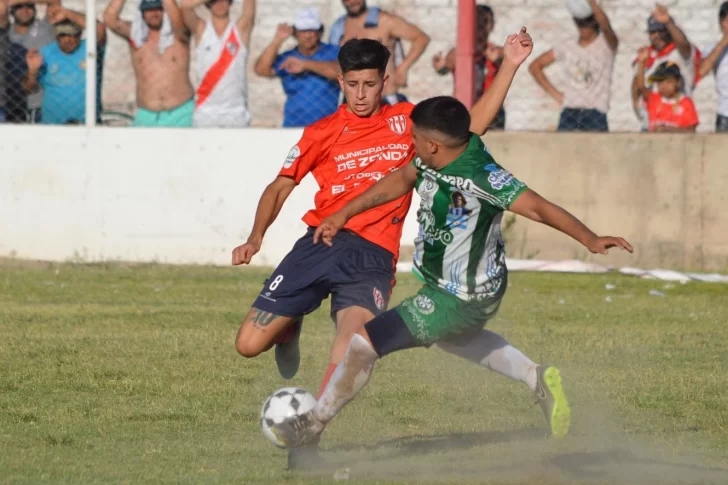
xmin=436 ymin=329 xmax=538 ymax=392
xmin=314 ymin=333 xmax=379 ymax=423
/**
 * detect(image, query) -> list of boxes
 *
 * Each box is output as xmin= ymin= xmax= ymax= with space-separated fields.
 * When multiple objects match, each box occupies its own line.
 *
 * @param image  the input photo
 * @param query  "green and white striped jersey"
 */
xmin=412 ymin=134 xmax=527 ymax=302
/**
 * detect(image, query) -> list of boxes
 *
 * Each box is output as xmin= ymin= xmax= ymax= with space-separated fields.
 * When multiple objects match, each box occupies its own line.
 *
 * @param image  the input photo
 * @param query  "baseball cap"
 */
xmin=647 ymin=15 xmax=667 ymax=32
xmin=293 ymin=7 xmax=322 ymax=31
xmin=649 ymin=61 xmax=682 ymax=82
xmin=566 ymin=0 xmax=593 ymax=20
xmin=54 ymin=20 xmax=82 ymax=36
xmin=140 ymin=0 xmax=163 ymax=11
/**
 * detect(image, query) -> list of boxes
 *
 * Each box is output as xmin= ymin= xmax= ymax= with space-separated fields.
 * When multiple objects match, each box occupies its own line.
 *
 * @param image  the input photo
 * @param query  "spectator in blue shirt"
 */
xmin=22 ymin=5 xmax=106 ymax=124
xmin=254 ymin=7 xmax=340 ymax=127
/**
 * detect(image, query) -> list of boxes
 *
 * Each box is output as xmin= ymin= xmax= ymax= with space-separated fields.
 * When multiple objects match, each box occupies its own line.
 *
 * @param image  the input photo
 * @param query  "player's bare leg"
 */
xmin=272 ymin=329 xmax=378 ymax=448
xmin=316 ymin=306 xmax=375 ymax=398
xmin=235 ymin=308 xmax=303 ymax=380
xmin=436 ymin=330 xmax=571 ymax=438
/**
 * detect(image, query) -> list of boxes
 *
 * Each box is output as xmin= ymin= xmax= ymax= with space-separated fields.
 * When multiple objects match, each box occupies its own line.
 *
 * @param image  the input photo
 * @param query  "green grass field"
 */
xmin=1 ymin=259 xmax=727 ymax=484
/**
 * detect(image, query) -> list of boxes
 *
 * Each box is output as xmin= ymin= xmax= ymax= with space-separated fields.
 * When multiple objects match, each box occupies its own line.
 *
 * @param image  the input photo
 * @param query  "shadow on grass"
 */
xmin=302 ymin=428 xmax=728 ymax=484
xmin=326 ymin=427 xmax=546 ymax=455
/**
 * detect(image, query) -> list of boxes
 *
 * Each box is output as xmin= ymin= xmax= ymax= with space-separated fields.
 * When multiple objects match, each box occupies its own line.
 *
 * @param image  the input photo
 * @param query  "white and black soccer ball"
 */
xmin=260 ymin=387 xmax=317 ymax=448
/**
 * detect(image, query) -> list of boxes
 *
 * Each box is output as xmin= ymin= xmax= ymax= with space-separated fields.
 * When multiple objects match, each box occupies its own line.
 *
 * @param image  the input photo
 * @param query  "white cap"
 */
xmin=293 ymin=7 xmax=322 ymax=31
xmin=566 ymin=0 xmax=593 ymax=19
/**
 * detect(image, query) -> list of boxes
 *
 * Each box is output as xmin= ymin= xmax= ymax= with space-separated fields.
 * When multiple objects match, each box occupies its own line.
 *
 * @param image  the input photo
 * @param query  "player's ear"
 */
xmin=337 ymin=72 xmax=345 ymax=91
xmin=382 ymin=72 xmax=389 ymax=90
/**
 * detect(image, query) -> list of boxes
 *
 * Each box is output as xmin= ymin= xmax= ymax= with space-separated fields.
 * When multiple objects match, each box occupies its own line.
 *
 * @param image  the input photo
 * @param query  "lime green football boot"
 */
xmin=535 ymin=365 xmax=571 ymax=438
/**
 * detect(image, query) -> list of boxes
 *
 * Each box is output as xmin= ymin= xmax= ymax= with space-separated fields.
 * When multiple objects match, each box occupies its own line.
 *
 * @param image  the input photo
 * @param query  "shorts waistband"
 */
xmin=306 ymin=226 xmax=394 ymax=259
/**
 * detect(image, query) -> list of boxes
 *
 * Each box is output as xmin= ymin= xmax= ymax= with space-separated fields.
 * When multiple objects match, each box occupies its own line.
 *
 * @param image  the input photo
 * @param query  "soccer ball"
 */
xmin=260 ymin=387 xmax=317 ymax=448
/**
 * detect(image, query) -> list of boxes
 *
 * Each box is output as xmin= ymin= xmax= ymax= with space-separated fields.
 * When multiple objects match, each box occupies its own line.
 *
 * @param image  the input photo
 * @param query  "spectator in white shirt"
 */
xmin=529 ymin=0 xmax=618 ymax=132
xmin=698 ymin=1 xmax=728 ymax=132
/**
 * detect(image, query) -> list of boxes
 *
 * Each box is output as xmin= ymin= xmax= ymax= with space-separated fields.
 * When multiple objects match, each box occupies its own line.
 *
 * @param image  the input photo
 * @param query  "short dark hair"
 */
xmin=477 ymin=4 xmax=494 ymax=22
xmin=574 ymin=14 xmax=600 ymax=32
xmin=338 ymin=38 xmax=390 ymax=74
xmin=720 ymin=1 xmax=728 ymax=21
xmin=411 ymin=96 xmax=471 ymax=147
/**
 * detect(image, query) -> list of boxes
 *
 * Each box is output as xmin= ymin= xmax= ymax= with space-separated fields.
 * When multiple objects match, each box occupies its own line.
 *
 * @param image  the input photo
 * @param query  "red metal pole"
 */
xmin=454 ymin=0 xmax=476 ymax=108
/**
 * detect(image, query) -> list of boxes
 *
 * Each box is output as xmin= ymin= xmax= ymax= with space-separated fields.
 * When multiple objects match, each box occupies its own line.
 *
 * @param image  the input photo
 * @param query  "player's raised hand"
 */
xmin=232 ymin=239 xmax=261 ymax=265
xmin=502 ymin=27 xmax=533 ymax=68
xmin=313 ymin=212 xmax=348 ymax=247
xmin=587 ymin=236 xmax=634 ymax=255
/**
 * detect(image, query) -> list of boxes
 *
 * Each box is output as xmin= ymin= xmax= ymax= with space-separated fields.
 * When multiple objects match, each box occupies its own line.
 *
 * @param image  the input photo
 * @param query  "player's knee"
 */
xmin=235 ymin=333 xmax=266 ymax=358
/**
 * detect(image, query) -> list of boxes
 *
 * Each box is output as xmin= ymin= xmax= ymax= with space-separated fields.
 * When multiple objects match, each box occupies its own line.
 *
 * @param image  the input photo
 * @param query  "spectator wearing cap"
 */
xmin=631 ymin=4 xmax=699 ymax=131
xmin=7 ymin=0 xmax=58 ymax=122
xmin=181 ymin=0 xmax=255 ymax=128
xmin=529 ymin=0 xmax=618 ymax=132
xmin=432 ymin=5 xmax=506 ymax=129
xmin=254 ymin=7 xmax=340 ymax=127
xmin=104 ymin=0 xmax=195 ymax=127
xmin=635 ymin=57 xmax=698 ymax=133
xmin=22 ymin=5 xmax=106 ymax=124
xmin=698 ymin=1 xmax=728 ymax=132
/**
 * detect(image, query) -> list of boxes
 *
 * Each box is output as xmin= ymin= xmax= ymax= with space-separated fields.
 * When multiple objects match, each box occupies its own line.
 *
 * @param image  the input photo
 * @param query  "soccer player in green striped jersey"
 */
xmin=271 ymin=40 xmax=633 ymax=453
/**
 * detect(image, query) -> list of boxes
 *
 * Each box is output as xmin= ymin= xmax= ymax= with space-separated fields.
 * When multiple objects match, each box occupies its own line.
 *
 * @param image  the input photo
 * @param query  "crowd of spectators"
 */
xmin=0 ymin=0 xmax=727 ymax=132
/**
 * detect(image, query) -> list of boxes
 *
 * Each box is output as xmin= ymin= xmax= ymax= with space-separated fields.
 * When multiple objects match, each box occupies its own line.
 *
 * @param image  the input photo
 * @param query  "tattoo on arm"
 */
xmin=251 ymin=309 xmax=277 ymax=327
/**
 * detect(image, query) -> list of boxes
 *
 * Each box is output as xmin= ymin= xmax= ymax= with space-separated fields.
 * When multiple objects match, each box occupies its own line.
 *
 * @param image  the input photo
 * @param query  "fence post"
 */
xmin=455 ymin=0 xmax=475 ymax=109
xmin=85 ymin=0 xmax=97 ymax=127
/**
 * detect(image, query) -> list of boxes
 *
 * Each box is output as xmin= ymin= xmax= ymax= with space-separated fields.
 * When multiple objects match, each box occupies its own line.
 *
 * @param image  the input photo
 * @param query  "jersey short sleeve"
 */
xmin=678 ymin=97 xmax=699 ymax=127
xmin=277 ymin=114 xmax=342 ymax=184
xmin=272 ymin=50 xmax=293 ymax=77
xmin=475 ymin=162 xmax=528 ymax=210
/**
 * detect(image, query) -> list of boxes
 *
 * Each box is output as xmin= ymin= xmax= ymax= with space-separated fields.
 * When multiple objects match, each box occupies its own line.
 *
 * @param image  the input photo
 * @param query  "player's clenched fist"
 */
xmin=232 ymin=239 xmax=261 ymax=265
xmin=313 ymin=212 xmax=348 ymax=247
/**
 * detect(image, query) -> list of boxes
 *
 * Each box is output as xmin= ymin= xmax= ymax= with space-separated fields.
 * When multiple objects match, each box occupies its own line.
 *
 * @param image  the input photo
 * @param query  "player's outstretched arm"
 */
xmin=314 ymin=164 xmax=418 ymax=246
xmin=232 ymin=176 xmax=297 ymax=265
xmin=508 ymin=189 xmax=633 ymax=255
xmin=470 ymin=27 xmax=533 ymax=136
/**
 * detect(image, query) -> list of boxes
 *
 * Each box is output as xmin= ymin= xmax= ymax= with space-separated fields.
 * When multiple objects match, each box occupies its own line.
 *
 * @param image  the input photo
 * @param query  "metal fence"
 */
xmin=1 ymin=0 xmax=727 ymax=132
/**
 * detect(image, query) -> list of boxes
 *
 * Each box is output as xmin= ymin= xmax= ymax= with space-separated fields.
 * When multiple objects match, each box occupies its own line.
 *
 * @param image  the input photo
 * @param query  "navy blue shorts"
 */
xmin=253 ymin=227 xmax=396 ymax=321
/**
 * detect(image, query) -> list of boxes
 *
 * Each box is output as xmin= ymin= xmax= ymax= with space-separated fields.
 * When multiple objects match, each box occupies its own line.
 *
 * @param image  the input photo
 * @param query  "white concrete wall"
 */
xmin=49 ymin=0 xmax=728 ymax=132
xmin=0 ymin=125 xmax=422 ymax=266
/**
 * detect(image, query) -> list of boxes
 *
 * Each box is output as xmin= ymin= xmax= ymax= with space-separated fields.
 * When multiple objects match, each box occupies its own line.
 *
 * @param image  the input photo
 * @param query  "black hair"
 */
xmin=574 ymin=15 xmax=600 ymax=33
xmin=720 ymin=1 xmax=728 ymax=21
xmin=411 ymin=96 xmax=471 ymax=147
xmin=338 ymin=38 xmax=390 ymax=74
xmin=477 ymin=4 xmax=494 ymax=22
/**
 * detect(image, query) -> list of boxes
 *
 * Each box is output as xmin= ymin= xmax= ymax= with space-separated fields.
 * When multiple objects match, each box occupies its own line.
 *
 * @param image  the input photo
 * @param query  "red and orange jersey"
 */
xmin=278 ymin=103 xmax=416 ymax=261
xmin=646 ymin=92 xmax=699 ymax=131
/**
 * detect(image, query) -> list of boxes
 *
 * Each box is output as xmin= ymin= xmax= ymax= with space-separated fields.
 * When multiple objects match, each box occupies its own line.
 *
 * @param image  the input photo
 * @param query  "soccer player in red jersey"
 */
xmin=231 ymin=31 xmax=532 ymax=467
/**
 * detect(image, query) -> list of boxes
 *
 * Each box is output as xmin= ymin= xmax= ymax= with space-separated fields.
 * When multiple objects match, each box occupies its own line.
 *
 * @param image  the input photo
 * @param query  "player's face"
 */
xmin=58 ymin=34 xmax=81 ymax=54
xmin=143 ymin=8 xmax=164 ymax=30
xmin=657 ymin=77 xmax=679 ymax=97
xmin=339 ymin=69 xmax=387 ymax=117
xmin=207 ymin=0 xmax=230 ymax=18
xmin=12 ymin=4 xmax=36 ymax=25
xmin=343 ymin=0 xmax=366 ymax=16
xmin=412 ymin=125 xmax=438 ymax=168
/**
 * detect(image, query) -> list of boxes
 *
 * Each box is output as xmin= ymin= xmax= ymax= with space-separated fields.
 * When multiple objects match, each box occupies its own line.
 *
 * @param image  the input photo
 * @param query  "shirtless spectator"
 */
xmin=104 ymin=0 xmax=195 ymax=127
xmin=181 ymin=0 xmax=255 ymax=128
xmin=329 ymin=0 xmax=429 ymax=105
xmin=432 ymin=4 xmax=506 ymax=129
xmin=8 ymin=0 xmax=57 ymax=122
